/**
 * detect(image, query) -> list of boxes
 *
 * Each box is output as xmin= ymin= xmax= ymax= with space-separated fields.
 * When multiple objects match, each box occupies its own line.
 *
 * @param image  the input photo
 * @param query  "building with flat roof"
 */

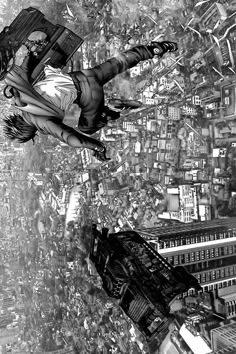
xmin=89 ymin=226 xmax=201 ymax=347
xmin=221 ymin=82 xmax=236 ymax=119
xmin=137 ymin=218 xmax=236 ymax=302
xmin=0 ymin=327 xmax=18 ymax=345
xmin=211 ymin=323 xmax=236 ymax=352
xmin=199 ymin=2 xmax=227 ymax=32
xmin=179 ymin=323 xmax=212 ymax=354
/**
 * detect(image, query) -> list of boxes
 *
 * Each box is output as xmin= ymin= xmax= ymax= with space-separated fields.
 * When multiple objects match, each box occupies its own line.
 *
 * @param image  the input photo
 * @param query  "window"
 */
xmin=170 ymin=240 xmax=175 ymax=248
xmin=191 ymin=252 xmax=195 ymax=262
xmin=175 ymin=239 xmax=180 ymax=247
xmin=195 ymin=236 xmax=200 ymax=243
xmin=185 ymin=254 xmax=190 ymax=263
xmin=164 ymin=241 xmax=170 ymax=249
xmin=196 ymin=251 xmax=200 ymax=261
xmin=210 ymin=249 xmax=215 ymax=258
xmin=200 ymin=250 xmax=205 ymax=260
xmin=200 ymin=235 xmax=205 ymax=242
xmin=210 ymin=234 xmax=215 ymax=241
xmin=206 ymin=249 xmax=210 ymax=259
xmin=174 ymin=256 xmax=179 ymax=265
xmin=215 ymin=248 xmax=219 ymax=257
xmin=201 ymin=273 xmax=206 ymax=283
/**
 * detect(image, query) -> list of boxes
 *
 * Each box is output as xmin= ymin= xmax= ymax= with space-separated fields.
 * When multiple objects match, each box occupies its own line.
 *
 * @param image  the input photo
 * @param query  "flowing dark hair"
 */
xmin=2 ymin=114 xmax=38 ymax=143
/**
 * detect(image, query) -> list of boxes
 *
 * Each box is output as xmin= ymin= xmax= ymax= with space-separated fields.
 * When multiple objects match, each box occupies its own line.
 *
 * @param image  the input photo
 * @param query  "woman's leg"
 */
xmin=70 ymin=42 xmax=177 ymax=134
xmin=90 ymin=45 xmax=154 ymax=86
xmin=89 ymin=41 xmax=178 ymax=86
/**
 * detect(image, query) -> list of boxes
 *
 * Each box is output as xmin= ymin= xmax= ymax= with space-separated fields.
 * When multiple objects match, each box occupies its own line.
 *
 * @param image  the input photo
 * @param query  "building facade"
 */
xmin=0 ymin=327 xmax=18 ymax=345
xmin=199 ymin=2 xmax=227 ymax=32
xmin=211 ymin=323 xmax=236 ymax=352
xmin=90 ymin=226 xmax=201 ymax=346
xmin=137 ymin=218 xmax=236 ymax=316
xmin=221 ymin=82 xmax=236 ymax=119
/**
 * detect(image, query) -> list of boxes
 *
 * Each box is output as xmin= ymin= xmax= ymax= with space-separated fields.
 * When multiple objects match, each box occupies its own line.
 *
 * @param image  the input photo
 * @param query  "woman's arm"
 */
xmin=32 ymin=115 xmax=110 ymax=160
xmin=19 ymin=53 xmax=37 ymax=83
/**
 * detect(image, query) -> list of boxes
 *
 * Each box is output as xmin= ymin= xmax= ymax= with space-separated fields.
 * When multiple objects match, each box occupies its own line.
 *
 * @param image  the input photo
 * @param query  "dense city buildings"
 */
xmin=137 ymin=218 xmax=236 ymax=290
xmin=211 ymin=322 xmax=236 ymax=352
xmin=1 ymin=0 xmax=236 ymax=353
xmin=90 ymin=225 xmax=201 ymax=349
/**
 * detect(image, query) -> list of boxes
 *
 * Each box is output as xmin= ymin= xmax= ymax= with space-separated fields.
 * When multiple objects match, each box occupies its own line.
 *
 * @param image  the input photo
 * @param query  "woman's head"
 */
xmin=2 ymin=114 xmax=38 ymax=143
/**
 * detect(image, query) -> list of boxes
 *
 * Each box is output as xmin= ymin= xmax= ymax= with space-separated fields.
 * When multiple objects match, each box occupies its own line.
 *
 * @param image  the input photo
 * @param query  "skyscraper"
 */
xmin=211 ymin=323 xmax=236 ymax=353
xmin=90 ymin=225 xmax=201 ymax=345
xmin=136 ymin=217 xmax=236 ymax=317
xmin=0 ymin=327 xmax=18 ymax=345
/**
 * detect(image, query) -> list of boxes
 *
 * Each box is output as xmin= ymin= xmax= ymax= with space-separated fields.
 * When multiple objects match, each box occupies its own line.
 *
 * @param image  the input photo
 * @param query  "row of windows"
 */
xmin=159 ymin=229 xmax=236 ymax=249
xmin=179 ymin=279 xmax=236 ymax=298
xmin=164 ymin=245 xmax=236 ymax=265
xmin=194 ymin=266 xmax=236 ymax=284
xmin=183 ymin=279 xmax=236 ymax=297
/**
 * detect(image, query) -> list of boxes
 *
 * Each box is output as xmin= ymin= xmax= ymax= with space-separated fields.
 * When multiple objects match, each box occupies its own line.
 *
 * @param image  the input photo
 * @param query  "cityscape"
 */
xmin=1 ymin=0 xmax=236 ymax=353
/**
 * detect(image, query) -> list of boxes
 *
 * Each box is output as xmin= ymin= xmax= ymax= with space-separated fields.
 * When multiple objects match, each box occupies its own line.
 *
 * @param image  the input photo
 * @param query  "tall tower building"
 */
xmin=0 ymin=327 xmax=18 ymax=345
xmin=1 ymin=296 xmax=15 ymax=310
xmin=0 ymin=313 xmax=14 ymax=328
xmin=39 ymin=345 xmax=75 ymax=354
xmin=211 ymin=323 xmax=236 ymax=353
xmin=137 ymin=217 xmax=236 ymax=318
xmin=90 ymin=226 xmax=201 ymax=347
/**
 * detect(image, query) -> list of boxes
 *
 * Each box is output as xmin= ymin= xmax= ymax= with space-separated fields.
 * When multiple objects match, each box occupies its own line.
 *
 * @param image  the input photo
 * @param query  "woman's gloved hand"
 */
xmin=93 ymin=144 xmax=110 ymax=162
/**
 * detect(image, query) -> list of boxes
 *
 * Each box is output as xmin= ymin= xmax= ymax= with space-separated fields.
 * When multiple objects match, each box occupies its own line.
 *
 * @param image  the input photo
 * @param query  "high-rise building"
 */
xmin=211 ymin=323 xmax=236 ymax=353
xmin=90 ymin=226 xmax=201 ymax=346
xmin=203 ymin=44 xmax=222 ymax=72
xmin=51 ymin=255 xmax=66 ymax=269
xmin=0 ymin=313 xmax=14 ymax=328
xmin=137 ymin=218 xmax=236 ymax=310
xmin=80 ymin=148 xmax=101 ymax=169
xmin=40 ymin=345 xmax=75 ymax=354
xmin=0 ymin=327 xmax=18 ymax=345
xmin=167 ymin=106 xmax=181 ymax=121
xmin=221 ymin=82 xmax=236 ymax=119
xmin=199 ymin=3 xmax=227 ymax=32
xmin=1 ymin=296 xmax=15 ymax=310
